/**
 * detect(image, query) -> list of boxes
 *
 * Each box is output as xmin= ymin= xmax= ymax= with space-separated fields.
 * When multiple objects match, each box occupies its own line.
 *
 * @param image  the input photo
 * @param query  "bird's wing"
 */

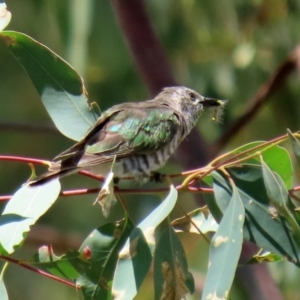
xmin=54 ymin=103 xmax=180 ymax=169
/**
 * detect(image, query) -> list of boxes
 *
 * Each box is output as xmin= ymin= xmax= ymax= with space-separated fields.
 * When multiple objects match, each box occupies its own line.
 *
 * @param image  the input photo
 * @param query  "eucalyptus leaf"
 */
xmin=0 ymin=31 xmax=97 ymax=141
xmin=112 ymin=185 xmax=178 ymax=300
xmin=202 ymin=185 xmax=244 ymax=300
xmin=212 ymin=168 xmax=300 ymax=267
xmin=0 ymin=180 xmax=61 ymax=255
xmin=154 ymin=224 xmax=194 ymax=300
xmin=76 ymin=219 xmax=134 ymax=300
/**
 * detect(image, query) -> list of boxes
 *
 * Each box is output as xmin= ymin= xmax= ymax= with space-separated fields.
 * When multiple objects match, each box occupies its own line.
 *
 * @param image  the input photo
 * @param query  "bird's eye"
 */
xmin=188 ymin=92 xmax=197 ymax=102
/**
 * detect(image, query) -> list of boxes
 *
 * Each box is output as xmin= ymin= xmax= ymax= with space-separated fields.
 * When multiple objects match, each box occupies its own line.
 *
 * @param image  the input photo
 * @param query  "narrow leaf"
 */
xmin=0 ymin=180 xmax=60 ymax=254
xmin=112 ymin=185 xmax=178 ymax=300
xmin=0 ymin=278 xmax=8 ymax=300
xmin=213 ymin=167 xmax=300 ymax=267
xmin=261 ymin=157 xmax=300 ymax=249
xmin=154 ymin=225 xmax=194 ymax=300
xmin=0 ymin=31 xmax=97 ymax=141
xmin=287 ymin=129 xmax=300 ymax=168
xmin=202 ymin=185 xmax=244 ymax=300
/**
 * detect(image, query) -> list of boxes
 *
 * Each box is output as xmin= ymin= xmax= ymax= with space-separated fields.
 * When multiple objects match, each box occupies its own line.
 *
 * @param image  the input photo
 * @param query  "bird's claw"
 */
xmin=149 ymin=171 xmax=166 ymax=183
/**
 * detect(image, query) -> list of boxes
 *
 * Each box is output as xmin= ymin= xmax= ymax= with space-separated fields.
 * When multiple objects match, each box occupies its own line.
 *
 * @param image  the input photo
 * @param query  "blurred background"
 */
xmin=0 ymin=0 xmax=300 ymax=299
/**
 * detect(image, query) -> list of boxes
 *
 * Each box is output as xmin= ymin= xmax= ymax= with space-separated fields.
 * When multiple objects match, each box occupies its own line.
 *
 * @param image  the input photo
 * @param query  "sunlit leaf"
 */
xmin=31 ymin=245 xmax=89 ymax=280
xmin=112 ymin=228 xmax=152 ymax=300
xmin=287 ymin=129 xmax=300 ymax=168
xmin=154 ymin=224 xmax=194 ymax=300
xmin=112 ymin=185 xmax=178 ymax=300
xmin=0 ymin=31 xmax=97 ymax=141
xmin=0 ymin=180 xmax=61 ymax=254
xmin=76 ymin=219 xmax=134 ymax=300
xmin=0 ymin=3 xmax=11 ymax=32
xmin=0 ymin=278 xmax=8 ymax=300
xmin=202 ymin=185 xmax=244 ymax=300
xmin=247 ymin=251 xmax=283 ymax=264
xmin=137 ymin=184 xmax=178 ymax=249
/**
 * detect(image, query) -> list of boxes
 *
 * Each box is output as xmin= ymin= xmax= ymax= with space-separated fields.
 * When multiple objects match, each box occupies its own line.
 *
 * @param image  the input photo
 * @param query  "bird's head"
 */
xmin=157 ymin=86 xmax=226 ymax=122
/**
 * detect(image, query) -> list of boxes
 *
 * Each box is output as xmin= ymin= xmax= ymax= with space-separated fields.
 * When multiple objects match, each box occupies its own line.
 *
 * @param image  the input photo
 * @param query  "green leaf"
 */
xmin=137 ymin=185 xmax=178 ymax=250
xmin=212 ymin=167 xmax=300 ymax=267
xmin=247 ymin=251 xmax=283 ymax=264
xmin=261 ymin=145 xmax=293 ymax=189
xmin=0 ymin=31 xmax=97 ymax=141
xmin=112 ymin=228 xmax=152 ymax=300
xmin=76 ymin=219 xmax=134 ymax=300
xmin=261 ymin=157 xmax=300 ymax=249
xmin=172 ymin=209 xmax=218 ymax=234
xmin=154 ymin=224 xmax=194 ymax=300
xmin=30 ymin=245 xmax=89 ymax=280
xmin=202 ymin=185 xmax=244 ymax=300
xmin=226 ymin=141 xmax=292 ymax=188
xmin=287 ymin=129 xmax=300 ymax=168
xmin=0 ymin=278 xmax=8 ymax=300
xmin=112 ymin=185 xmax=178 ymax=300
xmin=0 ymin=180 xmax=61 ymax=254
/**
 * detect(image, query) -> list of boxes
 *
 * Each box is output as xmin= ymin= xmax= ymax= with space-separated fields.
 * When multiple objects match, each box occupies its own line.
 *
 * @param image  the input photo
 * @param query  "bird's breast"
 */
xmin=114 ymin=132 xmax=182 ymax=180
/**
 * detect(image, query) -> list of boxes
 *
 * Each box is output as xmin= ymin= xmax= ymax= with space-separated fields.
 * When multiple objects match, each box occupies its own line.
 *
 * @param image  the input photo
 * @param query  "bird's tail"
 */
xmin=28 ymin=162 xmax=77 ymax=186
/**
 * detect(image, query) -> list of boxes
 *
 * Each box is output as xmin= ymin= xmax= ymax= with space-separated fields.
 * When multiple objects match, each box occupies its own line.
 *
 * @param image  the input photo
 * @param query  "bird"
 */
xmin=28 ymin=86 xmax=225 ymax=186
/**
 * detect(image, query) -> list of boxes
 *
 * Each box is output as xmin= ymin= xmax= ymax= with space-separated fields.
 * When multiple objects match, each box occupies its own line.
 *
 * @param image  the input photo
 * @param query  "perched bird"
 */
xmin=29 ymin=86 xmax=225 ymax=186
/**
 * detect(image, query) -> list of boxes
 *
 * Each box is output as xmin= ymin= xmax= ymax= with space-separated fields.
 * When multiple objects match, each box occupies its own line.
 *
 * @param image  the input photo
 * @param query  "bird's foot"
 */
xmin=149 ymin=171 xmax=166 ymax=183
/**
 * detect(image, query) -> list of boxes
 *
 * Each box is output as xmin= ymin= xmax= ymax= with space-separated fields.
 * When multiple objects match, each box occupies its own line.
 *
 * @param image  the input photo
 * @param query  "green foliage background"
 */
xmin=1 ymin=0 xmax=300 ymax=299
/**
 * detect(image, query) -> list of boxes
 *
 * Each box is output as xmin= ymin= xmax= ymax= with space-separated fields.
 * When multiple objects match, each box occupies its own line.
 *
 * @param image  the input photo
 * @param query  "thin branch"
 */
xmin=0 ymin=254 xmax=75 ymax=288
xmin=214 ymin=45 xmax=300 ymax=153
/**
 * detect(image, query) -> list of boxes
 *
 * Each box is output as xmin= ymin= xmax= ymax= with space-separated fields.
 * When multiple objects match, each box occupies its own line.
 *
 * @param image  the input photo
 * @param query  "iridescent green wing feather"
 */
xmin=54 ymin=102 xmax=179 ymax=168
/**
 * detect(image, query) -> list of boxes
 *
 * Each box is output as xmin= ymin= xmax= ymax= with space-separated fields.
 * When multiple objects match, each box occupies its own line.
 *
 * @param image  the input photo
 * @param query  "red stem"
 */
xmin=0 ymin=254 xmax=75 ymax=288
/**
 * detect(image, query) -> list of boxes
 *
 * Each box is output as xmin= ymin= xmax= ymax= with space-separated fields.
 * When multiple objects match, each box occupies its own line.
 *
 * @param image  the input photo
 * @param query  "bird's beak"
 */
xmin=202 ymin=98 xmax=227 ymax=108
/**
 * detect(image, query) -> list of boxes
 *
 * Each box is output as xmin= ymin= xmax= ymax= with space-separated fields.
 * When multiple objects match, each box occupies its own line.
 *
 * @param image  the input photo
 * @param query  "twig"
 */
xmin=0 ymin=254 xmax=75 ymax=288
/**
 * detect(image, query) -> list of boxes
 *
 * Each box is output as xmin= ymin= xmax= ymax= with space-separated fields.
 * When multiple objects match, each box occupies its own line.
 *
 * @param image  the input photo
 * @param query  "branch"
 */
xmin=214 ymin=45 xmax=300 ymax=153
xmin=0 ymin=254 xmax=75 ymax=288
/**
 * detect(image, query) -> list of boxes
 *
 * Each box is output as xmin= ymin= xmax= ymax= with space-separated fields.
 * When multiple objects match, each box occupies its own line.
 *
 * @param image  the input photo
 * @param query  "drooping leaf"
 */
xmin=0 ymin=31 xmax=97 ymax=141
xmin=112 ymin=185 xmax=178 ymax=300
xmin=202 ymin=185 xmax=244 ymax=300
xmin=76 ymin=219 xmax=134 ymax=300
xmin=154 ymin=224 xmax=194 ymax=300
xmin=0 ymin=180 xmax=61 ymax=255
xmin=31 ymin=245 xmax=89 ymax=280
xmin=212 ymin=168 xmax=300 ymax=267
xmin=95 ymin=171 xmax=116 ymax=217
